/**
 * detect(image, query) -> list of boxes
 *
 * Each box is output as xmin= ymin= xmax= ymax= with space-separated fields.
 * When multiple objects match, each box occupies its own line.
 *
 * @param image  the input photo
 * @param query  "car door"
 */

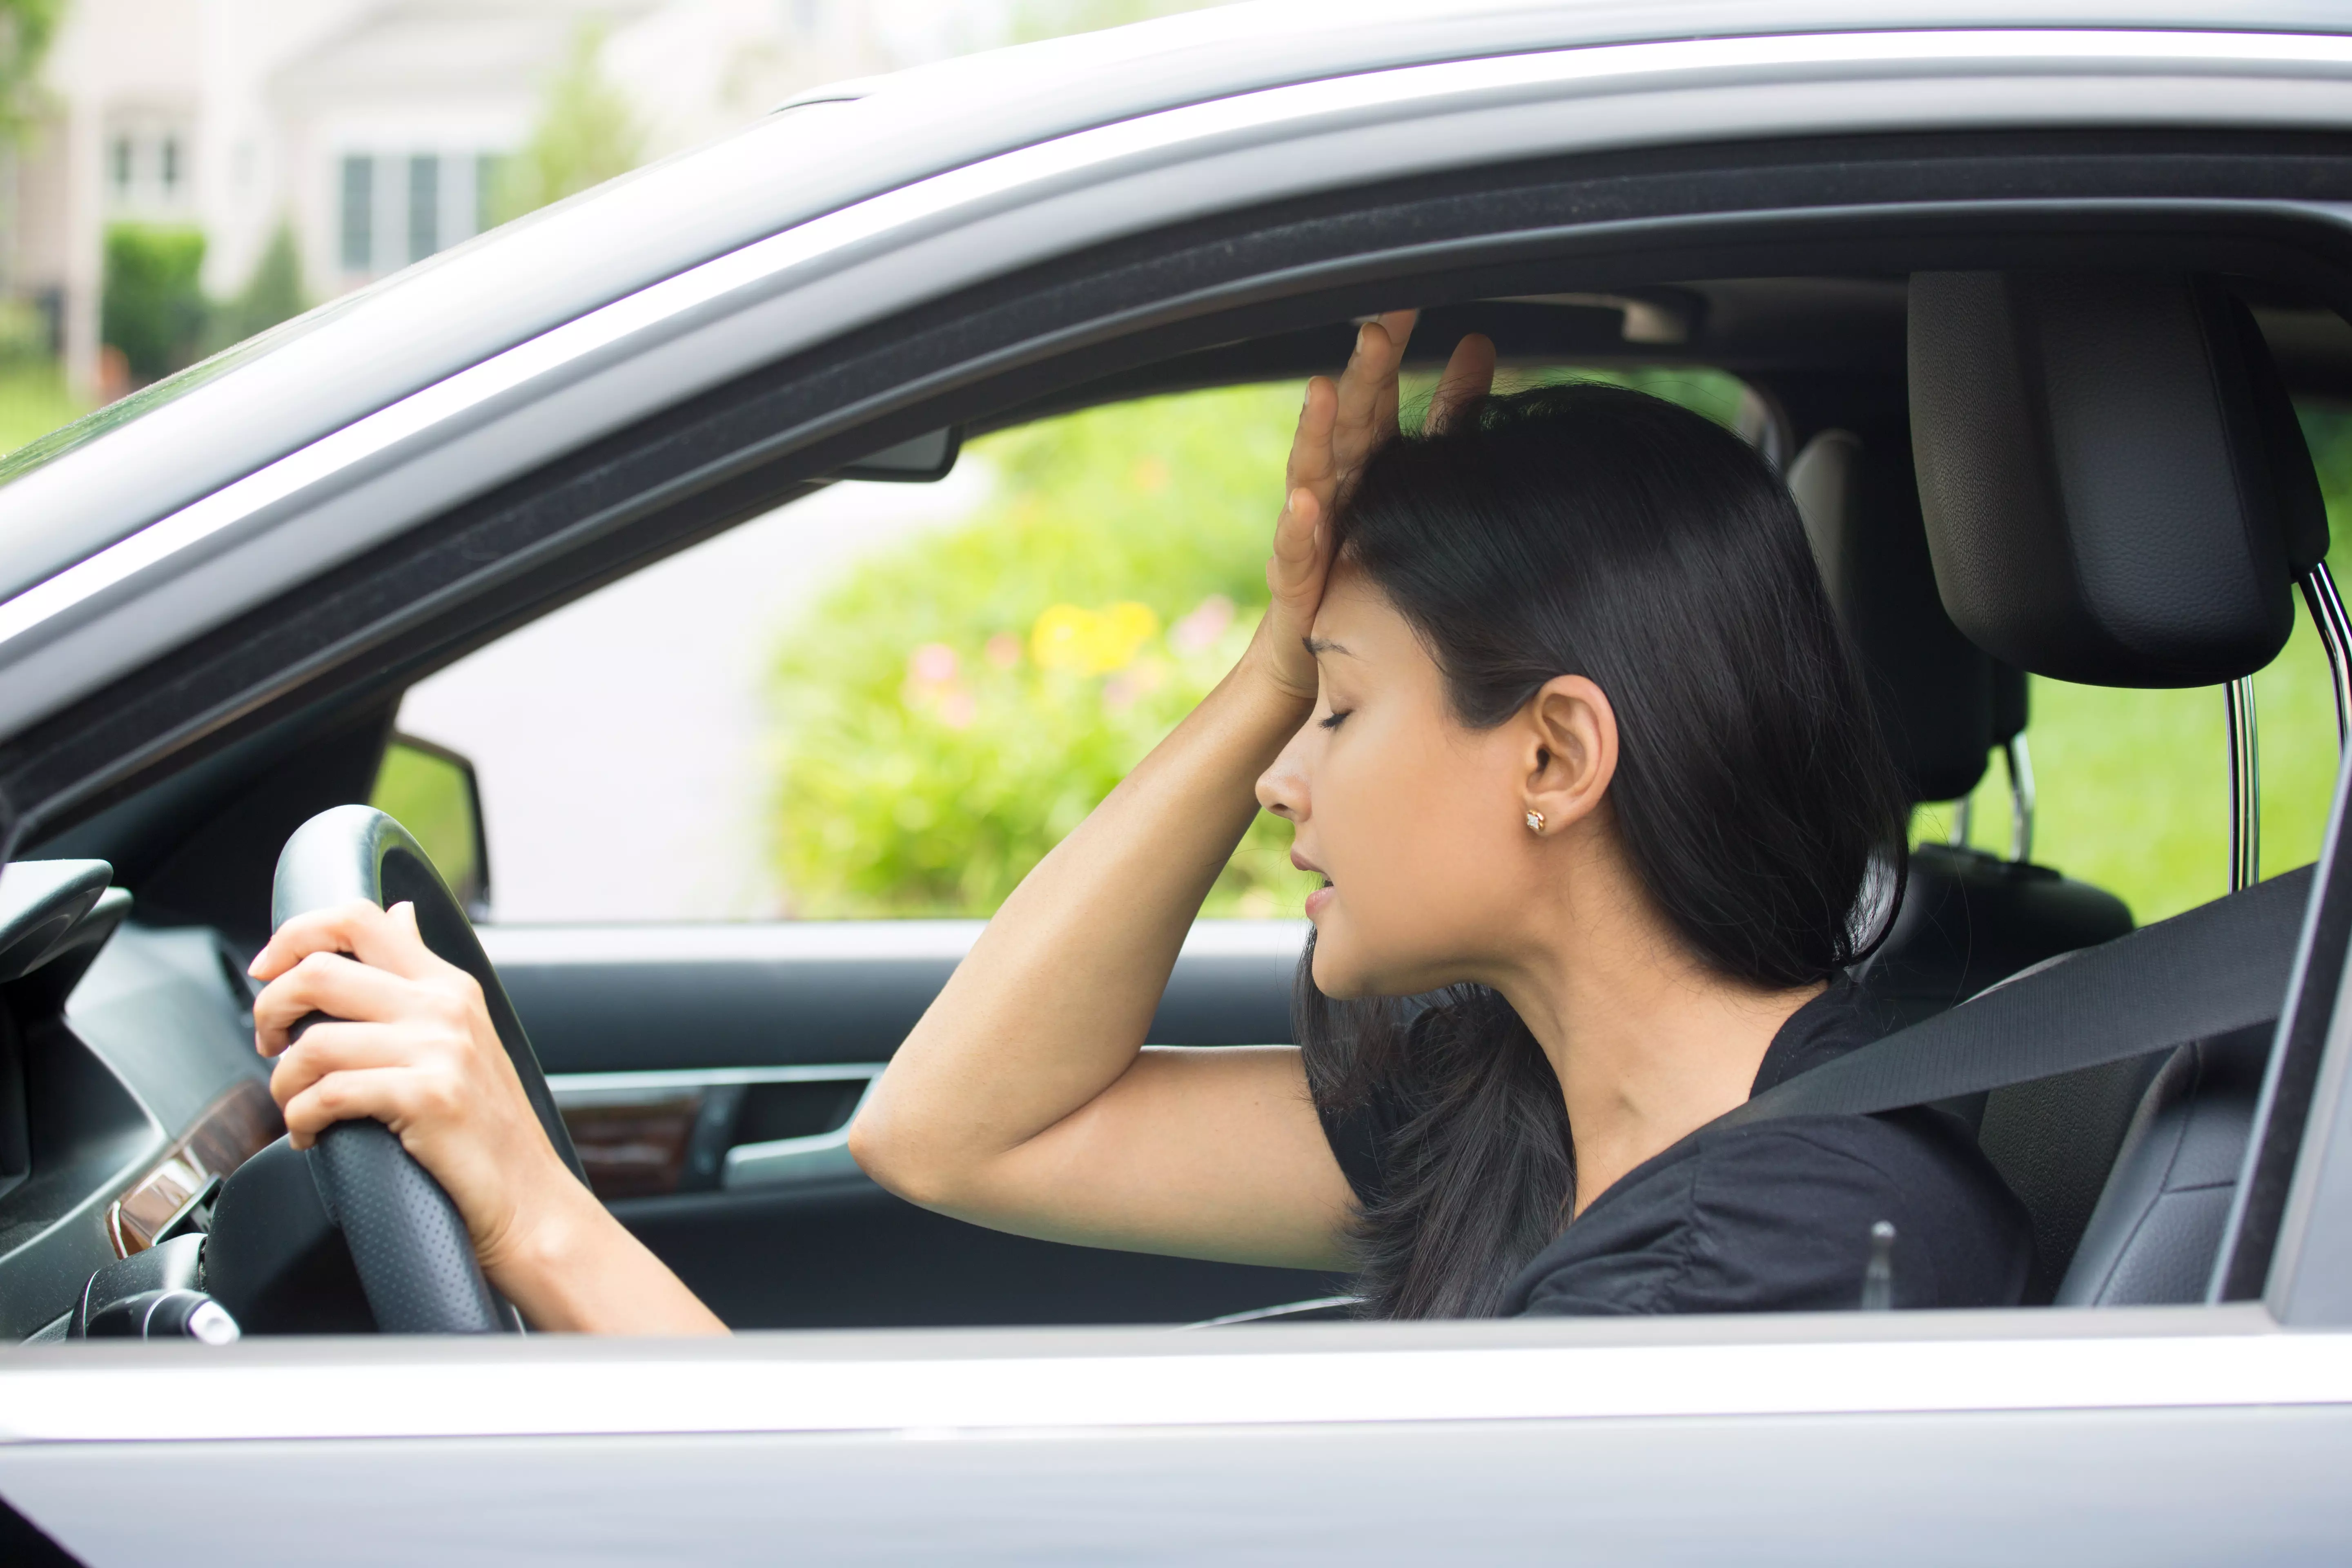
xmin=376 ymin=427 xmax=1350 ymax=1329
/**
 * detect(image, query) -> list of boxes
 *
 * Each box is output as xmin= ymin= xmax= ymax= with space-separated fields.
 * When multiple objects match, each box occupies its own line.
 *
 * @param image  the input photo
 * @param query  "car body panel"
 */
xmin=0 ymin=1311 xmax=2347 ymax=1564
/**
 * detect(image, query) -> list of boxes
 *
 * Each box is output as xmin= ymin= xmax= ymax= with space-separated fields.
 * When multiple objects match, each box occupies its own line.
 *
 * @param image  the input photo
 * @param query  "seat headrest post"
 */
xmin=1909 ymin=273 xmax=2323 ymax=688
xmin=2299 ymin=562 xmax=2352 ymax=750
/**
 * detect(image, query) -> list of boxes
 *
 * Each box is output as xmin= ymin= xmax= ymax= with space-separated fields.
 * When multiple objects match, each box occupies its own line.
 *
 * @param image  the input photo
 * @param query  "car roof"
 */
xmin=0 ymin=1 xmax=2342 ymax=609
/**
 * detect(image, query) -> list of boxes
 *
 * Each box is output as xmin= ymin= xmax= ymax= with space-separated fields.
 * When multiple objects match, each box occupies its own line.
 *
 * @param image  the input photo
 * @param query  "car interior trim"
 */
xmin=2 ymin=27 xmax=2349 ymax=744
xmin=100 ymin=1080 xmax=281 ymax=1261
xmin=549 ymin=1064 xmax=886 ymax=1200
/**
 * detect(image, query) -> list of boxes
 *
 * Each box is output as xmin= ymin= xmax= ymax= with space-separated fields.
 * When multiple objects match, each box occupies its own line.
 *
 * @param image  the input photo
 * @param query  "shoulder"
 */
xmin=1503 ymin=1109 xmax=2033 ymax=1317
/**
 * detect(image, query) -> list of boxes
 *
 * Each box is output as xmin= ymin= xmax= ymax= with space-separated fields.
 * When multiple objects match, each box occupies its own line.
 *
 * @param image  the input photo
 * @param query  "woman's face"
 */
xmin=1256 ymin=565 xmax=1542 ymax=998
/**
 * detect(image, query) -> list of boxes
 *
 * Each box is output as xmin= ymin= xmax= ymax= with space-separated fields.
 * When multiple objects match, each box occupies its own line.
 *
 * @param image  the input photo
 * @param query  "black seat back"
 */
xmin=1908 ymin=271 xmax=2328 ymax=1298
xmin=2056 ymin=1026 xmax=2272 ymax=1305
xmin=1790 ymin=427 xmax=2133 ymax=1040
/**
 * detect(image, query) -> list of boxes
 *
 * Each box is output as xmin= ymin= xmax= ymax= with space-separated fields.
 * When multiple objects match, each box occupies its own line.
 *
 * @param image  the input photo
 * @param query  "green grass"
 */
xmin=0 ymin=361 xmax=88 ymax=457
xmin=1919 ymin=605 xmax=2341 ymax=926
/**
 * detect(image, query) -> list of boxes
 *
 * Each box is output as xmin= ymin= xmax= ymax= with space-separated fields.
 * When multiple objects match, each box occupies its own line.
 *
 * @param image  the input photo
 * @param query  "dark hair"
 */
xmin=1297 ymin=381 xmax=1909 ymax=1319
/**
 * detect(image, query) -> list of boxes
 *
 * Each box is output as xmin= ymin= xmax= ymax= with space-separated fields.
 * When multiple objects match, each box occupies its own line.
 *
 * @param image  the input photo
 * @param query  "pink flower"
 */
xmin=909 ymin=643 xmax=959 ymax=684
xmin=940 ymin=691 xmax=977 ymax=729
xmin=1169 ymin=595 xmax=1235 ymax=655
xmin=985 ymin=633 xmax=1021 ymax=669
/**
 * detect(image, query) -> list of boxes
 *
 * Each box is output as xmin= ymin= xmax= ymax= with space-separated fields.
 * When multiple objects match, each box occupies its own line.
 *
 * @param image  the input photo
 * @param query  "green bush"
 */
xmin=765 ymin=371 xmax=1755 ymax=920
xmin=204 ymin=222 xmax=307 ymax=355
xmin=486 ymin=22 xmax=644 ymax=225
xmin=768 ymin=385 xmax=1310 ymax=917
xmin=101 ymin=222 xmax=207 ymax=381
xmin=0 ymin=296 xmax=47 ymax=365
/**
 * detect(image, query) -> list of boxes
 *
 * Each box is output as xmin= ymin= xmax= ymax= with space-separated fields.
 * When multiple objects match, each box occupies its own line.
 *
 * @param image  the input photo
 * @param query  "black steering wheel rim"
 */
xmin=272 ymin=804 xmax=585 ymax=1332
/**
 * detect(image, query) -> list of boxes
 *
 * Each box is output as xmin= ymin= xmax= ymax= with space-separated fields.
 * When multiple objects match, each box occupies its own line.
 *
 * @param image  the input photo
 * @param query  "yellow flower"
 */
xmin=1030 ymin=601 xmax=1160 ymax=675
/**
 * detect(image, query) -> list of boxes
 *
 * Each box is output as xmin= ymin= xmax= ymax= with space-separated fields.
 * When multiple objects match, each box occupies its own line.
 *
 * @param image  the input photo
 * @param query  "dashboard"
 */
xmin=0 ymin=859 xmax=275 ymax=1343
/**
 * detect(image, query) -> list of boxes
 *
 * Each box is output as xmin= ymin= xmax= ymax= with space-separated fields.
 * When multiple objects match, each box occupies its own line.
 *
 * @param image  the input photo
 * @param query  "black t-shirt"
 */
xmin=1315 ymin=982 xmax=2035 ymax=1316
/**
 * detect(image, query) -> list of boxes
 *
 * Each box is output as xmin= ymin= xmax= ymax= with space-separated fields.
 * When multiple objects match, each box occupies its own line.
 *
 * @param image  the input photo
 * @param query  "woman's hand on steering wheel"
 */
xmin=1254 ymin=313 xmax=1496 ymax=703
xmin=250 ymin=900 xmax=586 ymax=1283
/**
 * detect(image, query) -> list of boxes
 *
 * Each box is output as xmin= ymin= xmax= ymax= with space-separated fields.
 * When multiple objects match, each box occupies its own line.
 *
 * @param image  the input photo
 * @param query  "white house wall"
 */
xmin=16 ymin=0 xmax=1008 ymax=402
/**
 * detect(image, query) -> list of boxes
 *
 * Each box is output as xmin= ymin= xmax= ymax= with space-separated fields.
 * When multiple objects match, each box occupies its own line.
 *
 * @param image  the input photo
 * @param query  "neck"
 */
xmin=1490 ymin=830 xmax=1824 ymax=1218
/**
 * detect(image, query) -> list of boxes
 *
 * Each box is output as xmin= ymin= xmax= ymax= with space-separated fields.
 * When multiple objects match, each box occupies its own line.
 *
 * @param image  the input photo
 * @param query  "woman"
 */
xmin=252 ymin=312 xmax=2032 ymax=1331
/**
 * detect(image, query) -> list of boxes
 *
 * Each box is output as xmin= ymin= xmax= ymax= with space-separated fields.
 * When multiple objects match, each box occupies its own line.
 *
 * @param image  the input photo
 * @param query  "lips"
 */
xmin=1303 ymin=875 xmax=1334 ymax=919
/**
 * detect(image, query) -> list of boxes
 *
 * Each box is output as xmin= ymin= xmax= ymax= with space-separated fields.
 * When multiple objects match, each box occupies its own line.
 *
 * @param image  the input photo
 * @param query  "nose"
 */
xmin=1256 ymin=715 xmax=1315 ymax=822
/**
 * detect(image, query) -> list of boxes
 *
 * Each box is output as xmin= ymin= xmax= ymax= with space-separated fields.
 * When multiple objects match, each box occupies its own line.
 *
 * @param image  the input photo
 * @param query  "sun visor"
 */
xmin=1907 ymin=272 xmax=2324 ymax=689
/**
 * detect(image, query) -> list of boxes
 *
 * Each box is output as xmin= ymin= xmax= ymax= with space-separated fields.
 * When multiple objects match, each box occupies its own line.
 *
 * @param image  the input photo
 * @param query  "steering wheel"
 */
xmin=270 ymin=804 xmax=587 ymax=1333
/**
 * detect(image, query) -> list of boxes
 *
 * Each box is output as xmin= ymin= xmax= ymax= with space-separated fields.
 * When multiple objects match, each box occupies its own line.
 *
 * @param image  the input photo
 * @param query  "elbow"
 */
xmin=846 ymin=1105 xmax=957 ymax=1210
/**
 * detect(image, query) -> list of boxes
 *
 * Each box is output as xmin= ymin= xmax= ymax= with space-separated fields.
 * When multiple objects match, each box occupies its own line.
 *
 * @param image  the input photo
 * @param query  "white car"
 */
xmin=1 ymin=3 xmax=2350 ymax=1562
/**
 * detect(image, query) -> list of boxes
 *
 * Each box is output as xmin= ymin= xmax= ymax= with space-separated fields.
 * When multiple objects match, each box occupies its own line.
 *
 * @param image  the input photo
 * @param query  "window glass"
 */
xmin=1915 ymin=398 xmax=2352 ymax=924
xmin=408 ymin=156 xmax=441 ymax=263
xmin=397 ymin=368 xmax=1758 ymax=922
xmin=339 ymin=155 xmax=373 ymax=273
xmin=370 ymin=736 xmax=486 ymax=913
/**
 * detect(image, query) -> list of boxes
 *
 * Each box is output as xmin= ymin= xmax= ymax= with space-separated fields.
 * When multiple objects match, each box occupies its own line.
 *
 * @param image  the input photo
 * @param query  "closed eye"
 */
xmin=1318 ymin=709 xmax=1350 ymax=731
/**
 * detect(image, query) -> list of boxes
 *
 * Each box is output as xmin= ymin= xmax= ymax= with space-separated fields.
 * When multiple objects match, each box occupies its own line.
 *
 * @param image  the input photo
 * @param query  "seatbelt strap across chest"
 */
xmin=1721 ymin=864 xmax=2313 ymax=1128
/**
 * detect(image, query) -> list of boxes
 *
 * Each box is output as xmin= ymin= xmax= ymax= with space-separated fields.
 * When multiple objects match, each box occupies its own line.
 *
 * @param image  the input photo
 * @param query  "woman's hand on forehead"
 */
xmin=1256 ymin=315 xmax=1494 ymax=703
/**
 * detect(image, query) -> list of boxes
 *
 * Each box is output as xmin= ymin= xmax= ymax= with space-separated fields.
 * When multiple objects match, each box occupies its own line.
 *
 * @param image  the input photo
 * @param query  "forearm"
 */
xmin=854 ymin=634 xmax=1309 ymax=1198
xmin=489 ymin=1180 xmax=729 ymax=1335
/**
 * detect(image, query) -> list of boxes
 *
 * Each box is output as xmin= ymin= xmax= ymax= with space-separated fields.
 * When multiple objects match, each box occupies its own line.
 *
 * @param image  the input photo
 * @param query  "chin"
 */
xmin=1306 ymin=928 xmax=1368 ymax=1000
xmin=1308 ymin=925 xmax=1412 ymax=1001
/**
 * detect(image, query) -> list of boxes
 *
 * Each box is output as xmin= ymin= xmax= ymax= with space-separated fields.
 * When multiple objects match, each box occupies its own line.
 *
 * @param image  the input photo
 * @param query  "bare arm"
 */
xmin=250 ymin=901 xmax=727 ymax=1334
xmin=850 ymin=313 xmax=1443 ymax=1272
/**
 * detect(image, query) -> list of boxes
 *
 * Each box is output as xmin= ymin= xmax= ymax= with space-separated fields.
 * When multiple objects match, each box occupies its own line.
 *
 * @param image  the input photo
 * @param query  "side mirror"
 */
xmin=834 ymin=425 xmax=960 ymax=482
xmin=368 ymin=733 xmax=490 ymax=918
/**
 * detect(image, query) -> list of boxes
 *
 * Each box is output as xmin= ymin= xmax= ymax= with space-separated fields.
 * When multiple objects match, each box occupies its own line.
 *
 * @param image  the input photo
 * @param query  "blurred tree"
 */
xmin=488 ymin=22 xmax=646 ymax=224
xmin=100 ymin=223 xmax=206 ymax=382
xmin=203 ymin=221 xmax=307 ymax=354
xmin=0 ymin=0 xmax=62 ymax=138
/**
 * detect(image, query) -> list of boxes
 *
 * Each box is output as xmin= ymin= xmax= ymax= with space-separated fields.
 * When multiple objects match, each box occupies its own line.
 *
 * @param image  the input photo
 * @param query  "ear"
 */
xmin=1519 ymin=675 xmax=1618 ymax=836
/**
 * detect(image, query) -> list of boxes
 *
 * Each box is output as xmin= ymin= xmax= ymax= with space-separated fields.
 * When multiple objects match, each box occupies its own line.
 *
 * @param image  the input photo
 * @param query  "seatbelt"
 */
xmin=1720 ymin=864 xmax=2314 ymax=1129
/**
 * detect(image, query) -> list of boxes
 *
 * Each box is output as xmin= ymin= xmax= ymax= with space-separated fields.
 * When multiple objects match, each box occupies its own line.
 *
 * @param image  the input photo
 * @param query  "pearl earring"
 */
xmin=1525 ymin=810 xmax=1545 ymax=833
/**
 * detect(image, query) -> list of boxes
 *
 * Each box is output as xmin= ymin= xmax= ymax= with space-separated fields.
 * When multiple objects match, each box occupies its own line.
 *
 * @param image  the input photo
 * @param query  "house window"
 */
xmin=340 ymin=155 xmax=373 ymax=272
xmin=159 ymin=136 xmax=181 ymax=199
xmin=476 ymin=153 xmax=504 ymax=232
xmin=108 ymin=136 xmax=132 ymax=198
xmin=408 ymin=154 xmax=439 ymax=261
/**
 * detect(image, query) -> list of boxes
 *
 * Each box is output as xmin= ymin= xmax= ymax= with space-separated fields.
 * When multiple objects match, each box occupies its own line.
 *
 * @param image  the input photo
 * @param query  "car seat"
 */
xmin=1905 ymin=270 xmax=2334 ymax=1302
xmin=1789 ymin=426 xmax=2133 ymax=1036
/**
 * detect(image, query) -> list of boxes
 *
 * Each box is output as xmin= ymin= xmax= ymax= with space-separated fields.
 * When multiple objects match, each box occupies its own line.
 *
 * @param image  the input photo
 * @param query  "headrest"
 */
xmin=1908 ymin=272 xmax=2328 ymax=688
xmin=1791 ymin=428 xmax=1993 ymax=803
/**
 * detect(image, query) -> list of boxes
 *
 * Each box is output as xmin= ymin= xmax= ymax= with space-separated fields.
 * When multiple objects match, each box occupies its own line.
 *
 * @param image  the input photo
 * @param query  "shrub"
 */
xmin=768 ymin=385 xmax=1315 ymax=918
xmin=486 ymin=22 xmax=644 ymax=224
xmin=100 ymin=222 xmax=206 ymax=381
xmin=204 ymin=222 xmax=307 ymax=355
xmin=0 ymin=295 xmax=48 ymax=365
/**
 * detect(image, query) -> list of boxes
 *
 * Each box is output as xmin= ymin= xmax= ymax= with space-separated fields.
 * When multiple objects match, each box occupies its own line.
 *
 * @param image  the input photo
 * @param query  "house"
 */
xmin=2 ymin=0 xmax=960 ymax=399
